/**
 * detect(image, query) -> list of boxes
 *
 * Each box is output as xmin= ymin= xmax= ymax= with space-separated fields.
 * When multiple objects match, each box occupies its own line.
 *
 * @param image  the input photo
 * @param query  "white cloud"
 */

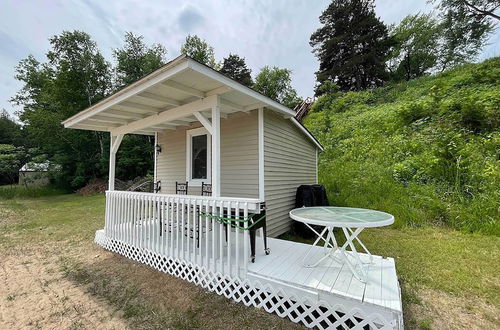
xmin=0 ymin=0 xmax=498 ymax=118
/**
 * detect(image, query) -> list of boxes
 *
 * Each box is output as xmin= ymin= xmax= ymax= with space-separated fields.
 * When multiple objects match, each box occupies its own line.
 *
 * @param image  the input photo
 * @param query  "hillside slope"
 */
xmin=305 ymin=58 xmax=499 ymax=235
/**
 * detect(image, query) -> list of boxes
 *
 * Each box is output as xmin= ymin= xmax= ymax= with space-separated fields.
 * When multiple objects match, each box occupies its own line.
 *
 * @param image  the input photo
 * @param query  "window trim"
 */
xmin=186 ymin=127 xmax=211 ymax=187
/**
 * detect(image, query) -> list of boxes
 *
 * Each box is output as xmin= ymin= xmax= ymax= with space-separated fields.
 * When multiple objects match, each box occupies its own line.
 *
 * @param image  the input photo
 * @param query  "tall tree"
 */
xmin=388 ymin=14 xmax=442 ymax=81
xmin=180 ymin=35 xmax=218 ymax=68
xmin=310 ymin=0 xmax=394 ymax=94
xmin=112 ymin=32 xmax=165 ymax=180
xmin=433 ymin=0 xmax=497 ymax=70
xmin=113 ymin=32 xmax=167 ymax=88
xmin=219 ymin=54 xmax=253 ymax=87
xmin=0 ymin=144 xmax=25 ymax=185
xmin=11 ymin=30 xmax=112 ymax=188
xmin=253 ymin=66 xmax=301 ymax=108
xmin=0 ymin=110 xmax=25 ymax=146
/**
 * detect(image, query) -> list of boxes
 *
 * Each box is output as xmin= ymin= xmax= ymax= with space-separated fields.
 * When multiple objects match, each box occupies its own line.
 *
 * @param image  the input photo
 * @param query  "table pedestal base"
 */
xmin=302 ymin=224 xmax=373 ymax=283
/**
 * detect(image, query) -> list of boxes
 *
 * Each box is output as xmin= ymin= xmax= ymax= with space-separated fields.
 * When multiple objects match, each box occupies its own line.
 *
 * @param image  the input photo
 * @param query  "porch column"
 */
xmin=108 ymin=133 xmax=124 ymax=191
xmin=211 ymin=103 xmax=221 ymax=197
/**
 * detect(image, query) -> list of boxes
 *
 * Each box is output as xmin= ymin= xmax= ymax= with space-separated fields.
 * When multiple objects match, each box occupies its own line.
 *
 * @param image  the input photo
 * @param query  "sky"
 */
xmin=0 ymin=0 xmax=499 ymax=118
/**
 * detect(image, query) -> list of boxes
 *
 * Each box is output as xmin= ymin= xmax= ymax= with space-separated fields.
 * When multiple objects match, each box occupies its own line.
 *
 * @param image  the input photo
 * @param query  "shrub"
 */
xmin=0 ymin=185 xmax=67 ymax=199
xmin=307 ymin=58 xmax=499 ymax=235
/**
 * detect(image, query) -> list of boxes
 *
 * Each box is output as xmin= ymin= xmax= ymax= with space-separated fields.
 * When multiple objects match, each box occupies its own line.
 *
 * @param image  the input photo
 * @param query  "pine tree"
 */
xmin=219 ymin=54 xmax=253 ymax=87
xmin=310 ymin=0 xmax=394 ymax=94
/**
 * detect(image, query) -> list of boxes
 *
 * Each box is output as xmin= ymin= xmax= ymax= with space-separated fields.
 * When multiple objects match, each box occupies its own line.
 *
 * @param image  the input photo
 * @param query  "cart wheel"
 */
xmin=265 ymin=248 xmax=270 ymax=255
xmin=251 ymin=256 xmax=256 ymax=263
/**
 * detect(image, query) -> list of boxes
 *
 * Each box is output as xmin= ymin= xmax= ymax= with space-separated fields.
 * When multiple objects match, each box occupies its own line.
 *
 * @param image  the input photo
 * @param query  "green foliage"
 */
xmin=432 ymin=0 xmax=497 ymax=70
xmin=0 ymin=185 xmax=66 ymax=199
xmin=12 ymin=31 xmax=112 ymax=190
xmin=113 ymin=32 xmax=166 ymax=88
xmin=253 ymin=66 xmax=301 ymax=108
xmin=219 ymin=54 xmax=253 ymax=87
xmin=0 ymin=145 xmax=25 ymax=184
xmin=180 ymin=35 xmax=218 ymax=68
xmin=11 ymin=31 xmax=162 ymax=189
xmin=310 ymin=0 xmax=394 ymax=93
xmin=388 ymin=14 xmax=442 ymax=81
xmin=0 ymin=110 xmax=25 ymax=146
xmin=305 ymin=58 xmax=500 ymax=235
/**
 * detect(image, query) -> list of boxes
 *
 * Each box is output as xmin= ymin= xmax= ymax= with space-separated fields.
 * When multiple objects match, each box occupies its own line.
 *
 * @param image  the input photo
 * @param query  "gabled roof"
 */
xmin=20 ymin=162 xmax=50 ymax=172
xmin=62 ymin=54 xmax=323 ymax=150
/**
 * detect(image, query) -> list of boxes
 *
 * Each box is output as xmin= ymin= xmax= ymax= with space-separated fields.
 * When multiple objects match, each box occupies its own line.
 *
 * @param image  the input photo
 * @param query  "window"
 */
xmin=186 ymin=127 xmax=211 ymax=186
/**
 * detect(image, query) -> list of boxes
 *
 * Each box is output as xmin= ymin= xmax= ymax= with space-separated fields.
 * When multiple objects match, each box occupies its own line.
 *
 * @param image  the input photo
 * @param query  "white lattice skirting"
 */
xmin=95 ymin=230 xmax=402 ymax=329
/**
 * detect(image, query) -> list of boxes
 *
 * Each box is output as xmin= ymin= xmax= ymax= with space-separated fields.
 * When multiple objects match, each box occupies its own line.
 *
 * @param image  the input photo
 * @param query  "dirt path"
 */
xmin=0 ymin=250 xmax=128 ymax=330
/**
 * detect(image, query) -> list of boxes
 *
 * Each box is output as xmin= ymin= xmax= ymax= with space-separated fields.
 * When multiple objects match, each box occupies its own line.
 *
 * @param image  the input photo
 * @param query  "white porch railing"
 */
xmin=104 ymin=190 xmax=263 ymax=277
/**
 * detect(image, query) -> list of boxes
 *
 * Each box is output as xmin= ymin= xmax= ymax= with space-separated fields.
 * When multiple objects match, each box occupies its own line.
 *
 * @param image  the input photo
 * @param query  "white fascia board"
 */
xmin=290 ymin=117 xmax=324 ymax=151
xmin=63 ymin=58 xmax=189 ymax=128
xmin=111 ymin=94 xmax=218 ymax=136
xmin=187 ymin=59 xmax=296 ymax=117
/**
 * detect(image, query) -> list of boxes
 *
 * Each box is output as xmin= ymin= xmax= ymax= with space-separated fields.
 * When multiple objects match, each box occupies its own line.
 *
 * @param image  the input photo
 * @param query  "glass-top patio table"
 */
xmin=289 ymin=207 xmax=394 ymax=283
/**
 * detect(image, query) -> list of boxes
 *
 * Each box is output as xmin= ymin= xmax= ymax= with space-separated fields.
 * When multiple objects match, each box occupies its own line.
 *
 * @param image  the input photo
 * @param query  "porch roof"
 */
xmin=61 ymin=55 xmax=322 ymax=149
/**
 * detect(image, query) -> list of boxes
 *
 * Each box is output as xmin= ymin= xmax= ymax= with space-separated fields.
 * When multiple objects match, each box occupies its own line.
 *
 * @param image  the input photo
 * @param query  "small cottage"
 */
xmin=62 ymin=55 xmax=402 ymax=329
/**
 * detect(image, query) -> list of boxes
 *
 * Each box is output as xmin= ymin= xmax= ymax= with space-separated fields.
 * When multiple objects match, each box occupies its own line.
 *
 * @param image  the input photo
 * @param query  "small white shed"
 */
xmin=18 ymin=162 xmax=51 ymax=186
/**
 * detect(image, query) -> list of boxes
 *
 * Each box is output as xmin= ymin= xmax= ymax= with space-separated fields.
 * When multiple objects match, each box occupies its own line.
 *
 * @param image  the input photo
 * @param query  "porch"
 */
xmin=98 ymin=190 xmax=403 ymax=329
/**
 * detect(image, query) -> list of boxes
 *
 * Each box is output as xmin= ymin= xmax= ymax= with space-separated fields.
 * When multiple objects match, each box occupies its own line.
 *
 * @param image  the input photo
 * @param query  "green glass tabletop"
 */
xmin=289 ymin=206 xmax=394 ymax=228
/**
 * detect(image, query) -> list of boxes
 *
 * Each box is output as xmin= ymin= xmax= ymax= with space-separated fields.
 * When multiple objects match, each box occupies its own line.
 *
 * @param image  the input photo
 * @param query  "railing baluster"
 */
xmin=164 ymin=197 xmax=170 ymax=256
xmin=235 ymin=202 xmax=240 ymax=277
xmin=111 ymin=194 xmax=118 ymax=238
xmin=219 ymin=201 xmax=224 ymax=274
xmin=137 ymin=195 xmax=144 ymax=249
xmin=125 ymin=193 xmax=129 ymax=245
xmin=181 ymin=198 xmax=185 ymax=260
xmin=210 ymin=199 xmax=215 ymax=272
xmin=202 ymin=199 xmax=206 ymax=268
xmin=243 ymin=202 xmax=249 ymax=273
xmin=226 ymin=201 xmax=231 ymax=277
xmin=118 ymin=193 xmax=123 ymax=241
xmin=186 ymin=198 xmax=189 ymax=261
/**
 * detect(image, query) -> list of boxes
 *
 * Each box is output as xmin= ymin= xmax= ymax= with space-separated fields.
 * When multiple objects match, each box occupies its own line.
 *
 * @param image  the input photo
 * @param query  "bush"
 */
xmin=0 ymin=185 xmax=67 ymax=199
xmin=305 ymin=58 xmax=500 ymax=235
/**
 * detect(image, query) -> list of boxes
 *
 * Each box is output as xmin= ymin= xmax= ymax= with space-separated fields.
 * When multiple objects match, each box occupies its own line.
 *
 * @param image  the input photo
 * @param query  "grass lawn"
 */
xmin=1 ymin=193 xmax=499 ymax=329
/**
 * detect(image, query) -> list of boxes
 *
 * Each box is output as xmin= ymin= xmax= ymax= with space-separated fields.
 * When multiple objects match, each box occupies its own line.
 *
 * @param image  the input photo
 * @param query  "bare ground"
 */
xmin=0 ymin=240 xmax=301 ymax=330
xmin=0 ymin=249 xmax=128 ymax=330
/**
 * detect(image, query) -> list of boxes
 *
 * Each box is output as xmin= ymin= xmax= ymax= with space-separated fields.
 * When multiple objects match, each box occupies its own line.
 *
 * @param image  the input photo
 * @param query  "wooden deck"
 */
xmin=107 ymin=221 xmax=401 ymax=315
xmin=100 ymin=214 xmax=403 ymax=328
xmin=247 ymin=236 xmax=402 ymax=314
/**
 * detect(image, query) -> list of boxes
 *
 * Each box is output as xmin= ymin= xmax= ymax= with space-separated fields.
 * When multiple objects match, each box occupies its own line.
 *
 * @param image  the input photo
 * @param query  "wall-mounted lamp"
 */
xmin=155 ymin=144 xmax=162 ymax=154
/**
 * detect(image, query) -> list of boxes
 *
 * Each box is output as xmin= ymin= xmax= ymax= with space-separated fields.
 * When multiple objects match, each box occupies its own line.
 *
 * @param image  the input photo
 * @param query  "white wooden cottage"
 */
xmin=63 ymin=55 xmax=402 ymax=329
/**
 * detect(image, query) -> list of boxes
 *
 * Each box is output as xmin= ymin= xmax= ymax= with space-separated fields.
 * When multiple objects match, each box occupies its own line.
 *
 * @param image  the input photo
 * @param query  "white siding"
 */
xmin=264 ymin=111 xmax=317 ymax=237
xmin=156 ymin=110 xmax=258 ymax=198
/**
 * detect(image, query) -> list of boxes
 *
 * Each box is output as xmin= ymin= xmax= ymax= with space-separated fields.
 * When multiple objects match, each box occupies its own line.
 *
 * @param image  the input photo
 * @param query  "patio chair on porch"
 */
xmin=201 ymin=182 xmax=212 ymax=196
xmin=176 ymin=181 xmax=188 ymax=195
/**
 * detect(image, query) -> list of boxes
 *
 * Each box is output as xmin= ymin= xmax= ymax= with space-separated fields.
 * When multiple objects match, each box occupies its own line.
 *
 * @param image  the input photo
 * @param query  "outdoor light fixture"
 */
xmin=155 ymin=144 xmax=162 ymax=154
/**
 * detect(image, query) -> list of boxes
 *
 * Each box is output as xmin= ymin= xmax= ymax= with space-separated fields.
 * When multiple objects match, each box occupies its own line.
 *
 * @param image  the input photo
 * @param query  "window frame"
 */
xmin=186 ymin=127 xmax=211 ymax=187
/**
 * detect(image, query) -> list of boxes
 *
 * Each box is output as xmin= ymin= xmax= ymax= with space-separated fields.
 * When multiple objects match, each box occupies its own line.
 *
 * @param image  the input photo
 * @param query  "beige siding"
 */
xmin=264 ymin=111 xmax=317 ymax=237
xmin=156 ymin=110 xmax=258 ymax=198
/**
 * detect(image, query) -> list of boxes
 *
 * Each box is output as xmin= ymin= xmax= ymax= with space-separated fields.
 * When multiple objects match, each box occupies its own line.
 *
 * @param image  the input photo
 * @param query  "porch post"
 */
xmin=108 ymin=133 xmax=124 ymax=191
xmin=211 ymin=100 xmax=221 ymax=197
xmin=258 ymin=107 xmax=265 ymax=201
